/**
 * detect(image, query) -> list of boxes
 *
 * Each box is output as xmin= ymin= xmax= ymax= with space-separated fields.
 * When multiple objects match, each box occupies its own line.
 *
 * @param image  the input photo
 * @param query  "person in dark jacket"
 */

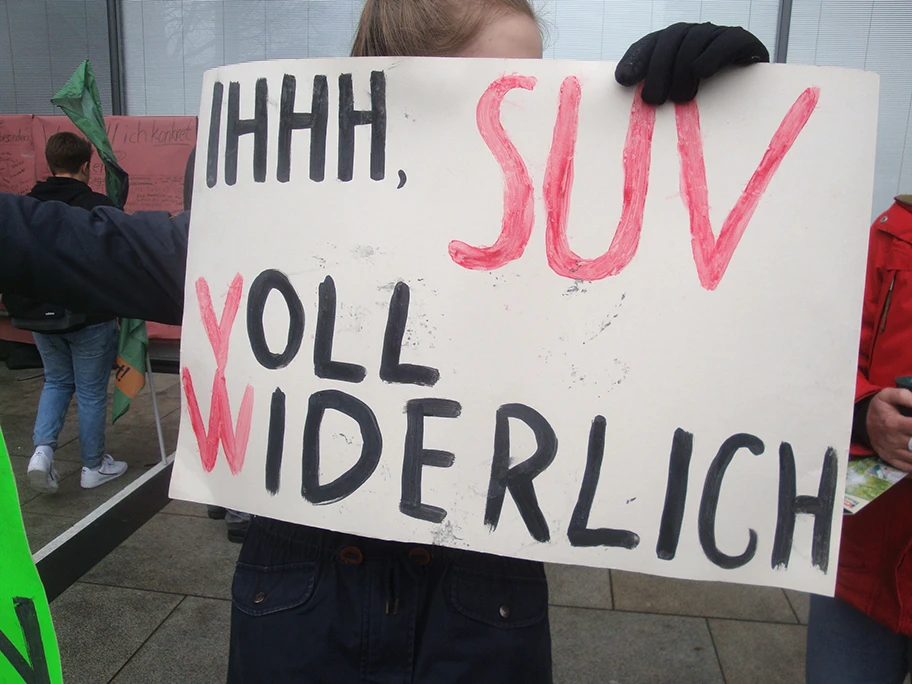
xmin=14 ymin=132 xmax=128 ymax=493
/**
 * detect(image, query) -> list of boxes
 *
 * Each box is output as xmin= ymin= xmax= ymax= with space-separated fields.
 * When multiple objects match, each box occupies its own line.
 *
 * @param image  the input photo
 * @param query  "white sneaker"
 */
xmin=80 ymin=454 xmax=128 ymax=489
xmin=27 ymin=446 xmax=59 ymax=494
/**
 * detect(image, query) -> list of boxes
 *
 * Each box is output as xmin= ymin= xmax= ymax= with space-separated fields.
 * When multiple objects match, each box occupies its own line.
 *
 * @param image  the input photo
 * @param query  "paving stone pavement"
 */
xmin=2 ymin=365 xmax=813 ymax=683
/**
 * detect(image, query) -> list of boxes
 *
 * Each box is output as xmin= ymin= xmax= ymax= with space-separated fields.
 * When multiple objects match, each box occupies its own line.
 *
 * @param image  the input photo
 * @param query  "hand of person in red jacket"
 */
xmin=867 ymin=388 xmax=912 ymax=470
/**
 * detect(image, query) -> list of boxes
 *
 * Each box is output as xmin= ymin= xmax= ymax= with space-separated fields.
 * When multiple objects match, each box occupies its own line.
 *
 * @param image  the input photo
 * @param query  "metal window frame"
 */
xmin=775 ymin=0 xmax=793 ymax=64
xmin=107 ymin=0 xmax=125 ymax=114
xmin=103 ymin=0 xmax=795 ymax=115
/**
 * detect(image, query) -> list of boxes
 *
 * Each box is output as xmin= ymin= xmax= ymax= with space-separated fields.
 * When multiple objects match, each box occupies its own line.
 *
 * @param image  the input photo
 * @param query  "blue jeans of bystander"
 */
xmin=32 ymin=321 xmax=117 ymax=469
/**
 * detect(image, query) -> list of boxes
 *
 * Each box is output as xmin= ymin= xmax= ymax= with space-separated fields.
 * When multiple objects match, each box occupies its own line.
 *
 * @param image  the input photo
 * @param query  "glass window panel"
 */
xmin=788 ymin=0 xmax=912 ymax=217
xmin=0 ymin=0 xmax=112 ymax=114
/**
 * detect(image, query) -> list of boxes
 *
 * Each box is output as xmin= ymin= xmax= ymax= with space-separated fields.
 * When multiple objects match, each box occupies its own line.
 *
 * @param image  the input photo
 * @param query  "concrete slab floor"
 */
xmin=551 ymin=606 xmax=724 ymax=684
xmin=110 ymin=596 xmax=231 ymax=684
xmin=546 ymin=563 xmax=613 ymax=610
xmin=709 ymin=619 xmax=807 ymax=684
xmin=50 ymin=582 xmax=182 ymax=684
xmin=82 ymin=513 xmax=240 ymax=600
xmin=612 ymin=570 xmax=799 ymax=624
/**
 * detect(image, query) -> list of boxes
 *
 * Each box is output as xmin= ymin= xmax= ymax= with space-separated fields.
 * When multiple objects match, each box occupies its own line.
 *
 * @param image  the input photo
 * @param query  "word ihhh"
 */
xmin=204 ymin=72 xmax=387 ymax=187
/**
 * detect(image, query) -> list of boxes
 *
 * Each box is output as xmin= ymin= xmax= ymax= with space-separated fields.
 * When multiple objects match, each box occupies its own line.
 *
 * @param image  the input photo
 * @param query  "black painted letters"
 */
xmin=226 ymin=79 xmax=268 ymax=185
xmin=206 ymin=71 xmax=385 ymax=187
xmin=302 ymin=390 xmax=383 ymax=504
xmin=247 ymin=270 xmax=305 ymax=370
xmin=314 ymin=276 xmax=367 ymax=383
xmin=771 ymin=444 xmax=838 ymax=571
xmin=484 ymin=404 xmax=557 ymax=543
xmin=567 ymin=416 xmax=639 ymax=549
xmin=380 ymin=283 xmax=439 ymax=387
xmin=338 ymin=71 xmax=387 ymax=182
xmin=278 ymin=74 xmax=328 ymax=183
xmin=698 ymin=434 xmax=765 ymax=569
xmin=400 ymin=398 xmax=462 ymax=523
xmin=656 ymin=429 xmax=694 ymax=561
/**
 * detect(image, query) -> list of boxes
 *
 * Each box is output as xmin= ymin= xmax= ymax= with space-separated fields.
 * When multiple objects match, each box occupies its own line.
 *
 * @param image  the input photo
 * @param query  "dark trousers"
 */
xmin=807 ymin=593 xmax=912 ymax=684
xmin=228 ymin=517 xmax=553 ymax=683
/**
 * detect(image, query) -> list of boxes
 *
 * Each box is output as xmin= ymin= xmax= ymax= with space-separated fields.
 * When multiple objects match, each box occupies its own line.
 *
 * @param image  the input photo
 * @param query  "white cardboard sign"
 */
xmin=171 ymin=58 xmax=879 ymax=595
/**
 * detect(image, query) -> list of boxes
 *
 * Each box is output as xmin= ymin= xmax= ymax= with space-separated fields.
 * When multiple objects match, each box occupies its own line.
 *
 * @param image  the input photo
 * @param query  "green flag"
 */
xmin=51 ymin=60 xmax=147 ymax=423
xmin=0 ymin=426 xmax=63 ymax=684
xmin=50 ymin=60 xmax=128 ymax=208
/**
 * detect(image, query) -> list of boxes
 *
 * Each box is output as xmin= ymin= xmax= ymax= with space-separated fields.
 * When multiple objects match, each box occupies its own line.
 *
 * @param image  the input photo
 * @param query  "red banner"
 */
xmin=30 ymin=115 xmax=197 ymax=213
xmin=0 ymin=114 xmax=193 ymax=345
xmin=0 ymin=116 xmax=37 ymax=195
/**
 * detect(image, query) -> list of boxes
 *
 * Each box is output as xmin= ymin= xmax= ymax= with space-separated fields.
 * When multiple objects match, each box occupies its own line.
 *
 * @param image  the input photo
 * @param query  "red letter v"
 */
xmin=196 ymin=274 xmax=244 ymax=368
xmin=676 ymin=87 xmax=820 ymax=290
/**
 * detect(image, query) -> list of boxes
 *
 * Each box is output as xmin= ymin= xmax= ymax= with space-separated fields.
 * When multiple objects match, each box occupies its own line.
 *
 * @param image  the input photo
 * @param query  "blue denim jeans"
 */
xmin=806 ymin=593 xmax=912 ymax=684
xmin=228 ymin=518 xmax=553 ymax=683
xmin=32 ymin=321 xmax=116 ymax=469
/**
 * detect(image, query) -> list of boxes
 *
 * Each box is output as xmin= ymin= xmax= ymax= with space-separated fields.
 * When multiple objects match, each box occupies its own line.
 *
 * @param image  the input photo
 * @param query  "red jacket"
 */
xmin=839 ymin=196 xmax=912 ymax=633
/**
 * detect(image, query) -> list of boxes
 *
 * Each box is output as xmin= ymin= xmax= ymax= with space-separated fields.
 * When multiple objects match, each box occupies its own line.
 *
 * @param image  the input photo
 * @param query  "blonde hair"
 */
xmin=351 ymin=0 xmax=538 ymax=57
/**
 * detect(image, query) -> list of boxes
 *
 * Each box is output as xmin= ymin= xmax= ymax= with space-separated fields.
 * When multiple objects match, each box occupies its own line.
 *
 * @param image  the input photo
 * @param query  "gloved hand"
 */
xmin=615 ymin=23 xmax=770 ymax=105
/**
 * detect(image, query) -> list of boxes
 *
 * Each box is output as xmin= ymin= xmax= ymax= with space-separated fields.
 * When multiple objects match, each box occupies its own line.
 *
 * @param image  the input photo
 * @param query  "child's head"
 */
xmin=352 ymin=0 xmax=542 ymax=60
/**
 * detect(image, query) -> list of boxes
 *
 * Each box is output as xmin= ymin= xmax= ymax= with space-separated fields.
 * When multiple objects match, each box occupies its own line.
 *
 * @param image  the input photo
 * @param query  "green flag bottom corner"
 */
xmin=0 ymin=426 xmax=62 ymax=683
xmin=113 ymin=318 xmax=148 ymax=424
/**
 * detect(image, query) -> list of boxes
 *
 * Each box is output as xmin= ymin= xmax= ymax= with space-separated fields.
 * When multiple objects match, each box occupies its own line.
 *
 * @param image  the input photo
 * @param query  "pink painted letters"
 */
xmin=182 ymin=274 xmax=254 ymax=474
xmin=544 ymin=80 xmax=655 ymax=280
xmin=448 ymin=75 xmax=537 ymax=270
xmin=676 ymin=87 xmax=821 ymax=290
xmin=453 ymin=77 xmax=820 ymax=290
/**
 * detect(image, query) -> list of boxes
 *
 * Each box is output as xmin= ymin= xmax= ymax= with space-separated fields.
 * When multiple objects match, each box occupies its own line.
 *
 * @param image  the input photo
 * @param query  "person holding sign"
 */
xmin=806 ymin=195 xmax=912 ymax=684
xmin=0 ymin=3 xmax=769 ymax=680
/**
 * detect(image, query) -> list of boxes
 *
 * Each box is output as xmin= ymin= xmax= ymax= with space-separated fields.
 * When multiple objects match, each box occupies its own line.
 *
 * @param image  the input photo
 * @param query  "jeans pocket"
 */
xmin=70 ymin=322 xmax=116 ymax=359
xmin=447 ymin=565 xmax=548 ymax=629
xmin=232 ymin=561 xmax=317 ymax=617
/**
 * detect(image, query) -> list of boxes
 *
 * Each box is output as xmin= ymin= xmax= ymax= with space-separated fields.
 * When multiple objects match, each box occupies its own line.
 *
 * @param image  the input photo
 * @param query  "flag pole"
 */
xmin=145 ymin=356 xmax=168 ymax=464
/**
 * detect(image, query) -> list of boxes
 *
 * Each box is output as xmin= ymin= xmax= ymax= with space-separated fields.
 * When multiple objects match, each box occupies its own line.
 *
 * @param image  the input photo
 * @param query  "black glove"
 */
xmin=615 ymin=23 xmax=770 ymax=105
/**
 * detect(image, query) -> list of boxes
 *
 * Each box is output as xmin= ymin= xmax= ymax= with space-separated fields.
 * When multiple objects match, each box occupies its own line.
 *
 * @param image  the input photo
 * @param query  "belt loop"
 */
xmin=340 ymin=545 xmax=363 ymax=565
xmin=408 ymin=547 xmax=431 ymax=567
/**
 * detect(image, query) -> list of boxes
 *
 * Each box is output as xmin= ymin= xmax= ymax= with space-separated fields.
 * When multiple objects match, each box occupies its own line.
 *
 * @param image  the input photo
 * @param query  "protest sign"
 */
xmin=0 ymin=428 xmax=62 ymax=684
xmin=171 ymin=58 xmax=878 ymax=594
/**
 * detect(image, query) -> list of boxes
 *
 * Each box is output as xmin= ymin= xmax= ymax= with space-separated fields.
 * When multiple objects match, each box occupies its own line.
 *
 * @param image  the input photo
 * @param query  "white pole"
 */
xmin=145 ymin=355 xmax=168 ymax=464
